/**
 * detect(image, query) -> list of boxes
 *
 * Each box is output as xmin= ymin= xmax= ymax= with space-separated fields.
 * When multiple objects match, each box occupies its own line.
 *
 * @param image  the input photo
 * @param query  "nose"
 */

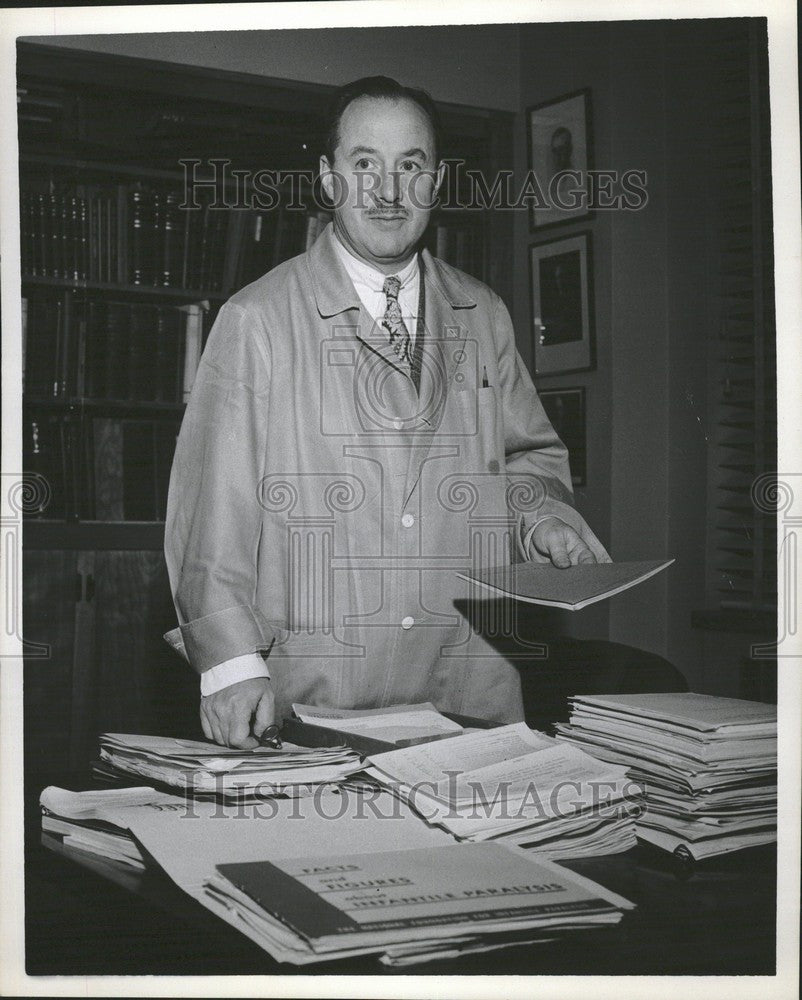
xmin=376 ymin=167 xmax=400 ymax=204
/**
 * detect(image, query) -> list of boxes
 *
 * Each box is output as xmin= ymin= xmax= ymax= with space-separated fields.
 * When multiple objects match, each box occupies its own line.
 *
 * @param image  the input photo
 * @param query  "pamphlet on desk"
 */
xmin=209 ymin=841 xmax=634 ymax=965
xmin=457 ymin=558 xmax=674 ymax=610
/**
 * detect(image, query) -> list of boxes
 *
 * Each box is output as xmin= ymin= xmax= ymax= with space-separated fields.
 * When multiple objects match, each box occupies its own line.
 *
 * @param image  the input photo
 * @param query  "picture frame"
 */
xmin=527 ymin=88 xmax=592 ymax=230
xmin=538 ymin=387 xmax=587 ymax=487
xmin=529 ymin=232 xmax=594 ymax=376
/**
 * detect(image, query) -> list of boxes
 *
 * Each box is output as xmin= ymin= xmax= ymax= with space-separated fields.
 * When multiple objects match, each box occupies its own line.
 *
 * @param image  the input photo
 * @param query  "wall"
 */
xmin=515 ymin=20 xmax=718 ymax=688
xmin=22 ymin=26 xmax=521 ymax=112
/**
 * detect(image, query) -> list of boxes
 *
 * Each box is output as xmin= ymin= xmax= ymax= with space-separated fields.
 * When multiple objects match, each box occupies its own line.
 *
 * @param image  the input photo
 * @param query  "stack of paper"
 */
xmin=554 ymin=693 xmax=777 ymax=860
xmin=40 ymin=785 xmax=183 ymax=868
xmin=98 ymin=733 xmax=363 ymax=798
xmin=207 ymin=842 xmax=635 ymax=965
xmin=365 ymin=723 xmax=642 ymax=859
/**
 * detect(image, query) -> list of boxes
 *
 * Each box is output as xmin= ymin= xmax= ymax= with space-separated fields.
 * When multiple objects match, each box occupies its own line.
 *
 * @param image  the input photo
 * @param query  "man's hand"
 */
xmin=200 ymin=677 xmax=275 ymax=749
xmin=532 ymin=517 xmax=598 ymax=568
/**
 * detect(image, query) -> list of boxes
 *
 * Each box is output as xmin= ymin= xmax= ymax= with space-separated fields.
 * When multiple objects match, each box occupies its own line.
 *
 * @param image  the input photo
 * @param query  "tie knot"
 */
xmin=383 ymin=275 xmax=401 ymax=300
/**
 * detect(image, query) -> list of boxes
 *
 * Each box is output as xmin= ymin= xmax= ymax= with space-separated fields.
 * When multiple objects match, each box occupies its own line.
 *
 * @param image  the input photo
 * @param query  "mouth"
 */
xmin=367 ymin=212 xmax=408 ymax=222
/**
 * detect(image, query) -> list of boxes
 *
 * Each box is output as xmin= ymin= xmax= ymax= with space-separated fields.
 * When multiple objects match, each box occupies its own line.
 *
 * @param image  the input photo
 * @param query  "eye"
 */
xmin=355 ymin=158 xmax=372 ymax=170
xmin=399 ymin=160 xmax=422 ymax=173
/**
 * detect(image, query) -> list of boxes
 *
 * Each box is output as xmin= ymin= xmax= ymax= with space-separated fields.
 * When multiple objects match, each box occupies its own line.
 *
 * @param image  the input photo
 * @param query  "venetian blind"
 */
xmin=706 ymin=20 xmax=777 ymax=612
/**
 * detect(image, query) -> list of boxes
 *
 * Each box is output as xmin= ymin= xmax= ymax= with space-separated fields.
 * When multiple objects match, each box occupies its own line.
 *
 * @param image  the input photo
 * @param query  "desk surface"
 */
xmin=25 ymin=771 xmax=777 ymax=977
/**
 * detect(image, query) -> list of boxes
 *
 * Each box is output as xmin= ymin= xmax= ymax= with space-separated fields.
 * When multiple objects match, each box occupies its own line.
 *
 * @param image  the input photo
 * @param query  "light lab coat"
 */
xmin=164 ymin=224 xmax=608 ymax=722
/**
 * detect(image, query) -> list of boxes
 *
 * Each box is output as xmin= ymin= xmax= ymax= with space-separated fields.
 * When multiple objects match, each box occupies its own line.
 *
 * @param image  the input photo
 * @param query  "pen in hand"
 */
xmin=256 ymin=724 xmax=282 ymax=749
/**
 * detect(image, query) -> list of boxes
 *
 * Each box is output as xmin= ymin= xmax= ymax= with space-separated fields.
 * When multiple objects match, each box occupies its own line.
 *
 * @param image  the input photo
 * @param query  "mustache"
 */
xmin=366 ymin=207 xmax=410 ymax=218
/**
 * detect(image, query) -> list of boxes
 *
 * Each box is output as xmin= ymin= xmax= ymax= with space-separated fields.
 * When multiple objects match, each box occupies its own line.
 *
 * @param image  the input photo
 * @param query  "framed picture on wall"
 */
xmin=529 ymin=232 xmax=594 ymax=376
xmin=538 ymin=387 xmax=587 ymax=487
xmin=527 ymin=88 xmax=592 ymax=230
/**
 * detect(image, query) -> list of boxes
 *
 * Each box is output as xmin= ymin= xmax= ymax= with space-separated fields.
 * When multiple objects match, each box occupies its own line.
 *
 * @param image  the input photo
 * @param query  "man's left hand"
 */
xmin=532 ymin=517 xmax=597 ymax=568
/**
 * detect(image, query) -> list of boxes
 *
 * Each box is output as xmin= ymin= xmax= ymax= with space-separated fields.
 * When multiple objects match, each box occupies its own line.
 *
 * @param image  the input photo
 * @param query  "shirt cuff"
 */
xmin=200 ymin=652 xmax=270 ymax=697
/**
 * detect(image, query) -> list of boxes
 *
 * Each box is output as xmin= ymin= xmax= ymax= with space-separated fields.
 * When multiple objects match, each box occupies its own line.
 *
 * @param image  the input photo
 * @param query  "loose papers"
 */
xmin=555 ymin=692 xmax=777 ymax=859
xmin=98 ymin=733 xmax=362 ymax=797
xmin=292 ymin=702 xmax=464 ymax=746
xmin=365 ymin=723 xmax=641 ymax=858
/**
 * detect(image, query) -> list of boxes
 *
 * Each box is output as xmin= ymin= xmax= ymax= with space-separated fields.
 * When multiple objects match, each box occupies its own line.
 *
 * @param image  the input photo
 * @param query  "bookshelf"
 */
xmin=18 ymin=41 xmax=514 ymax=764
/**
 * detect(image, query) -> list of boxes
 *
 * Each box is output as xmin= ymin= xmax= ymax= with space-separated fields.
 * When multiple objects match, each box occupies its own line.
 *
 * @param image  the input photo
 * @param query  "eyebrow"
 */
xmin=346 ymin=145 xmax=430 ymax=160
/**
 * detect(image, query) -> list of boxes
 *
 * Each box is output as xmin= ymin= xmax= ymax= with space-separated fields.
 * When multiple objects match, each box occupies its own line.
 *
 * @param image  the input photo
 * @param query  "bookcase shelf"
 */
xmin=24 ymin=519 xmax=166 ymax=551
xmin=24 ymin=396 xmax=186 ymax=416
xmin=22 ymin=275 xmax=225 ymax=305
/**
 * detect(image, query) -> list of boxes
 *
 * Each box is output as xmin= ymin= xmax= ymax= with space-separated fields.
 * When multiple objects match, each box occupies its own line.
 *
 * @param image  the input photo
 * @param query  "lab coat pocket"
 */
xmin=451 ymin=385 xmax=502 ymax=474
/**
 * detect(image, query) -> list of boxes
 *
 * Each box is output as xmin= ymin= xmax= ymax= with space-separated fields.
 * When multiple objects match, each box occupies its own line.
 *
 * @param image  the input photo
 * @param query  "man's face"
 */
xmin=321 ymin=96 xmax=444 ymax=272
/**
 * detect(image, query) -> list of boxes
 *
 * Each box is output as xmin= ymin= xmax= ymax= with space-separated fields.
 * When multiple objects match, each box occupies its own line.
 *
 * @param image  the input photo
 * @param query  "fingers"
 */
xmin=228 ymin=712 xmax=258 ymax=750
xmin=571 ymin=539 xmax=597 ymax=565
xmin=548 ymin=530 xmax=571 ymax=568
xmin=200 ymin=703 xmax=213 ymax=741
xmin=199 ymin=679 xmax=274 ymax=748
xmin=209 ymin=712 xmax=225 ymax=748
xmin=254 ymin=690 xmax=276 ymax=737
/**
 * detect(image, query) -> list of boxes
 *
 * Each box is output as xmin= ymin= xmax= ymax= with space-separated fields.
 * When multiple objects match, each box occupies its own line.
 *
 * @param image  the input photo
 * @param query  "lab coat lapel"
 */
xmin=402 ymin=251 xmax=477 ymax=509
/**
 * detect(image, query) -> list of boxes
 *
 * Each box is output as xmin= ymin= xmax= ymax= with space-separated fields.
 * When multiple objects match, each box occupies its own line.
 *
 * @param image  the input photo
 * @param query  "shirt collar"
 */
xmin=333 ymin=232 xmax=419 ymax=293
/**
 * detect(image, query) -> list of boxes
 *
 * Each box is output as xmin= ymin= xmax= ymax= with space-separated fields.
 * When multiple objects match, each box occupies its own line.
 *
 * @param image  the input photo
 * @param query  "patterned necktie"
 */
xmin=382 ymin=275 xmax=411 ymax=364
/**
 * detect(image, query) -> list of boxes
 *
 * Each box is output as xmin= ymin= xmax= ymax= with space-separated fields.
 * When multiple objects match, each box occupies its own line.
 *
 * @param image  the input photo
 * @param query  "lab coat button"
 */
xmin=401 ymin=513 xmax=415 ymax=528
xmin=401 ymin=616 xmax=415 ymax=630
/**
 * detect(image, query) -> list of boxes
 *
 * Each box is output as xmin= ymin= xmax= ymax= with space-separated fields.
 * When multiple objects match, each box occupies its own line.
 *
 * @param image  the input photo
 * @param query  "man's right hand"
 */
xmin=200 ymin=677 xmax=275 ymax=748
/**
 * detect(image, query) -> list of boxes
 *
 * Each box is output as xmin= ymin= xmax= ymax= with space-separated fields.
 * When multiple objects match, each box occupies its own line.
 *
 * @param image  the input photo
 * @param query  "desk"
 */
xmin=25 ymin=770 xmax=776 ymax=976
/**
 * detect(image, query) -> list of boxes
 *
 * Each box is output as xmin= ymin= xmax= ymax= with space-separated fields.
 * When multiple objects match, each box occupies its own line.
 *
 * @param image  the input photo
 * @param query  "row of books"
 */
xmin=23 ymin=413 xmax=181 ymax=522
xmin=20 ymin=183 xmax=328 ymax=293
xmin=23 ymin=294 xmax=209 ymax=403
xmin=426 ymin=220 xmax=484 ymax=278
xmin=21 ymin=181 xmax=486 ymax=294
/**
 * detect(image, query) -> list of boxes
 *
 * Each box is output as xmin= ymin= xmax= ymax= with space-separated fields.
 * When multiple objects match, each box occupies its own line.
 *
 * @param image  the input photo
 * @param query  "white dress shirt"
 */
xmin=332 ymin=235 xmax=421 ymax=342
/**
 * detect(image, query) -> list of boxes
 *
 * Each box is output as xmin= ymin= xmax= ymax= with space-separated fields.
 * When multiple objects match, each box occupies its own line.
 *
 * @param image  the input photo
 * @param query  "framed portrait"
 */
xmin=529 ymin=232 xmax=594 ymax=376
xmin=538 ymin=387 xmax=587 ymax=487
xmin=527 ymin=88 xmax=592 ymax=230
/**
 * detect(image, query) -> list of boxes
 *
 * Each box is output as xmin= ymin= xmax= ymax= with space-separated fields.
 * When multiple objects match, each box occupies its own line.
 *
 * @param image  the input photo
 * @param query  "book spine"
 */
xmin=21 ymin=297 xmax=28 ymax=394
xmin=116 ymin=184 xmax=128 ymax=284
xmin=129 ymin=185 xmax=146 ymax=285
xmin=162 ymin=191 xmax=180 ymax=287
xmin=181 ymin=304 xmax=203 ymax=402
xmin=38 ymin=193 xmax=50 ymax=278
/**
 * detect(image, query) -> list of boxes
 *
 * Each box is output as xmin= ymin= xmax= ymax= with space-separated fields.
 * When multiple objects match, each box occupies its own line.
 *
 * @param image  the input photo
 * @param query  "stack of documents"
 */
xmin=207 ymin=842 xmax=635 ymax=965
xmin=365 ymin=723 xmax=642 ymax=859
xmin=40 ymin=785 xmax=182 ymax=868
xmin=97 ymin=733 xmax=362 ymax=798
xmin=554 ymin=693 xmax=777 ymax=860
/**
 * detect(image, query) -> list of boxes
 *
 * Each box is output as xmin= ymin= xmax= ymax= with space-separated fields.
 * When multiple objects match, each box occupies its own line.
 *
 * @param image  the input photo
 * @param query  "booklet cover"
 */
xmin=457 ymin=559 xmax=674 ymax=610
xmin=217 ymin=842 xmax=632 ymax=947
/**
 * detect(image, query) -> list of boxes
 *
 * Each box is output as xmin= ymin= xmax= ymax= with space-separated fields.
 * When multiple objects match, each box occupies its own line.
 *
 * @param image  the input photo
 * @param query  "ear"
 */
xmin=433 ymin=159 xmax=447 ymax=197
xmin=320 ymin=155 xmax=335 ymax=201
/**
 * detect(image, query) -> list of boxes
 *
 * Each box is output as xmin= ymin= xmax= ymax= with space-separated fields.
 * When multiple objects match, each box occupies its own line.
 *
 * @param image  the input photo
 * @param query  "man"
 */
xmin=164 ymin=76 xmax=609 ymax=749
